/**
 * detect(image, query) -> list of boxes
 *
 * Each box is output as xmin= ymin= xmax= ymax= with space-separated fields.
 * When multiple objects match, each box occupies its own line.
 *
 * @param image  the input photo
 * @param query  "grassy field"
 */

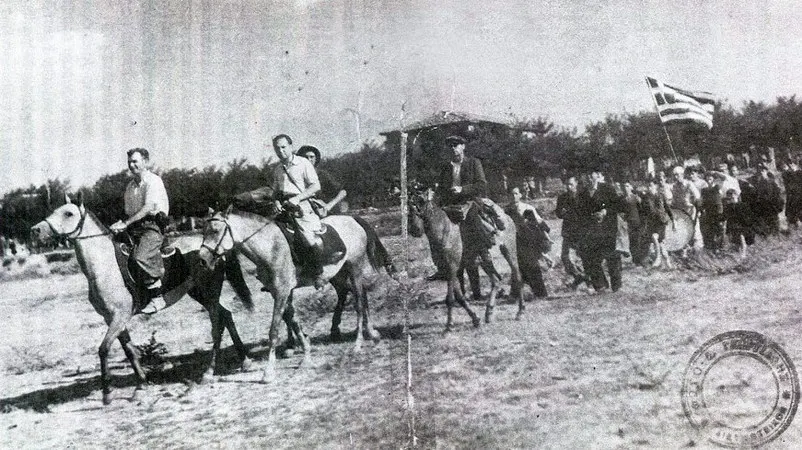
xmin=3 ymin=215 xmax=802 ymax=448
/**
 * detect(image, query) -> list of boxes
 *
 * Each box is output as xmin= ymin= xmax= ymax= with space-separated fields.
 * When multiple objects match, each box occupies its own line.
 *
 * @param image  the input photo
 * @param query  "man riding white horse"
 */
xmin=109 ymin=148 xmax=170 ymax=314
xmin=269 ymin=134 xmax=343 ymax=288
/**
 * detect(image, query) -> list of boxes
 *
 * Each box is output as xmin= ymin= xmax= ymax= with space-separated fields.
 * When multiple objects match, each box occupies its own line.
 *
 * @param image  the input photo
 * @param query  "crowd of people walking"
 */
xmin=547 ymin=156 xmax=801 ymax=294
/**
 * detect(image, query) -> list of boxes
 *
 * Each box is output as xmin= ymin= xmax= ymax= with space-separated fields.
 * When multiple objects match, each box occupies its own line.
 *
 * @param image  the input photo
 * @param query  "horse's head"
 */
xmin=198 ymin=207 xmax=234 ymax=270
xmin=407 ymin=186 xmax=435 ymax=238
xmin=30 ymin=193 xmax=86 ymax=244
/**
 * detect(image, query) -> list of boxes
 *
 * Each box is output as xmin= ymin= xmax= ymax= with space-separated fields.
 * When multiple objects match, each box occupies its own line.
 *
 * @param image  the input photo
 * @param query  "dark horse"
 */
xmin=408 ymin=188 xmax=524 ymax=331
xmin=30 ymin=196 xmax=254 ymax=405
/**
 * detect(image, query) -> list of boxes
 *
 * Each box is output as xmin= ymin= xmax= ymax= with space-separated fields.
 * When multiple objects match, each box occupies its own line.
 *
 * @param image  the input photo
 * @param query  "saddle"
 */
xmin=444 ymin=200 xmax=505 ymax=247
xmin=113 ymin=236 xmax=188 ymax=310
xmin=274 ymin=221 xmax=347 ymax=275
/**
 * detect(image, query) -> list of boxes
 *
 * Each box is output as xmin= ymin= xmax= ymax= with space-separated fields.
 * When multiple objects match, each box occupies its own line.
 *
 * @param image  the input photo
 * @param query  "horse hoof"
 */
xmin=485 ymin=312 xmax=493 ymax=324
xmin=200 ymin=372 xmax=215 ymax=385
xmin=103 ymin=395 xmax=112 ymax=406
xmin=471 ymin=317 xmax=481 ymax=328
xmin=298 ymin=357 xmax=313 ymax=369
xmin=515 ymin=311 xmax=524 ymax=321
xmin=367 ymin=329 xmax=382 ymax=342
xmin=260 ymin=369 xmax=275 ymax=384
xmin=331 ymin=330 xmax=342 ymax=342
xmin=283 ymin=348 xmax=296 ymax=357
xmin=241 ymin=357 xmax=254 ymax=372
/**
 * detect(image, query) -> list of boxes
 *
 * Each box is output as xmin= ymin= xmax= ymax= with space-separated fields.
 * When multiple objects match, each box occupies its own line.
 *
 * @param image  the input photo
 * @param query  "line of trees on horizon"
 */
xmin=3 ymin=96 xmax=802 ymax=242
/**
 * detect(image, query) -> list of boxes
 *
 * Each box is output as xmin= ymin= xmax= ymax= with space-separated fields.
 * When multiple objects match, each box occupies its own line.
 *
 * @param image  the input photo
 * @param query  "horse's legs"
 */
xmin=477 ymin=252 xmax=500 ymax=324
xmin=118 ymin=329 xmax=146 ymax=388
xmin=282 ymin=301 xmax=299 ymax=352
xmin=450 ymin=277 xmax=480 ymax=329
xmin=330 ymin=272 xmax=350 ymax=342
xmin=465 ymin=263 xmax=482 ymax=301
xmin=500 ymin=243 xmax=525 ymax=320
xmin=347 ymin=269 xmax=366 ymax=352
xmin=282 ymin=300 xmax=307 ymax=358
xmin=99 ymin=315 xmax=129 ymax=405
xmin=219 ymin=306 xmax=252 ymax=371
xmin=200 ymin=301 xmax=224 ymax=384
xmin=444 ymin=280 xmax=455 ymax=332
xmin=355 ymin=273 xmax=380 ymax=342
xmin=285 ymin=291 xmax=311 ymax=368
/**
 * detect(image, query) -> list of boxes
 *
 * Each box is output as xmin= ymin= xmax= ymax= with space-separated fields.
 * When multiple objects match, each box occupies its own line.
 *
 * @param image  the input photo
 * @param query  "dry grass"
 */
xmin=3 ymin=213 xmax=802 ymax=448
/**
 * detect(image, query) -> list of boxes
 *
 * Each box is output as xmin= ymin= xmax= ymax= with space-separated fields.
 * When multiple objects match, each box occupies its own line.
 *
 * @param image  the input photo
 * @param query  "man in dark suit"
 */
xmin=577 ymin=170 xmax=624 ymax=293
xmin=427 ymin=135 xmax=498 ymax=281
xmin=555 ymin=175 xmax=586 ymax=286
xmin=437 ymin=135 xmax=488 ymax=204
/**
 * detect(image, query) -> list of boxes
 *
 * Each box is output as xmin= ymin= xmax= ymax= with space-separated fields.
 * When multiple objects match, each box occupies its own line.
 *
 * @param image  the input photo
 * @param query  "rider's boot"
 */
xmin=307 ymin=243 xmax=329 ymax=290
xmin=142 ymin=280 xmax=167 ymax=315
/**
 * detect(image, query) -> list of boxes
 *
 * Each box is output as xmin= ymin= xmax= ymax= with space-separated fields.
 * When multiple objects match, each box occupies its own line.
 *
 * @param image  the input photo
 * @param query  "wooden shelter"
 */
xmin=380 ymin=110 xmax=510 ymax=155
xmin=380 ymin=110 xmax=510 ymax=246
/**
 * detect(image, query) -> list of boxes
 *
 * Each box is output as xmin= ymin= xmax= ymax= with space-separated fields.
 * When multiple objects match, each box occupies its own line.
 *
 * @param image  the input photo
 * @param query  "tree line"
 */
xmin=3 ymin=96 xmax=802 ymax=241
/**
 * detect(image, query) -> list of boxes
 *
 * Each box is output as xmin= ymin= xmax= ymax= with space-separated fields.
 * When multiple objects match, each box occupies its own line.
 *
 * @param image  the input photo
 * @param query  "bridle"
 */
xmin=43 ymin=207 xmax=110 ymax=241
xmin=200 ymin=216 xmax=236 ymax=259
xmin=200 ymin=213 xmax=270 ymax=261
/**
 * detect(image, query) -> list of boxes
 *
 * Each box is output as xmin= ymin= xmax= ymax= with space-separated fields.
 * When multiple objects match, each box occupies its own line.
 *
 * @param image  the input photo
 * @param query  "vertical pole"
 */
xmin=400 ymin=132 xmax=408 ymax=248
xmin=645 ymin=77 xmax=680 ymax=164
xmin=407 ymin=333 xmax=416 ymax=447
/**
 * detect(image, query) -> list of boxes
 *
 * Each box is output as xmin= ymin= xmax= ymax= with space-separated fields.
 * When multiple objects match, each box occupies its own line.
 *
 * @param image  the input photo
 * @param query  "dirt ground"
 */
xmin=3 ymin=221 xmax=802 ymax=449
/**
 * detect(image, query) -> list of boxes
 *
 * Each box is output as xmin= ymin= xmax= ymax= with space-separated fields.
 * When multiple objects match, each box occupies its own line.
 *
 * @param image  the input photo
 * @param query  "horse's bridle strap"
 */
xmin=202 ymin=216 xmax=270 ymax=257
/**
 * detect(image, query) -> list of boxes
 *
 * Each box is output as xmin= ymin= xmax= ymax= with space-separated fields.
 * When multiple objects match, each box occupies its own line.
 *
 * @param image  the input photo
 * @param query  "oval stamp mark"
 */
xmin=681 ymin=330 xmax=800 ymax=448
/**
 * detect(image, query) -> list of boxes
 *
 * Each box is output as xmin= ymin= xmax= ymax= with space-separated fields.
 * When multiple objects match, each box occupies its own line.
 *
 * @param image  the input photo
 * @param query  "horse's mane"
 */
xmin=85 ymin=210 xmax=110 ymax=233
xmin=229 ymin=208 xmax=274 ymax=224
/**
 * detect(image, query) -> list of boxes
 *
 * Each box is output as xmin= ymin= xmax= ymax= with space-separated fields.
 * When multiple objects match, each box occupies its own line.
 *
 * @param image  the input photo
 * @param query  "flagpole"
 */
xmin=645 ymin=77 xmax=679 ymax=165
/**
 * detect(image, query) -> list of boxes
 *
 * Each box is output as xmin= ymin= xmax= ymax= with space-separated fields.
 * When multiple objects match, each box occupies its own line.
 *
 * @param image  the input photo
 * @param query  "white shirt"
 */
xmin=272 ymin=155 xmax=320 ymax=195
xmin=124 ymin=170 xmax=169 ymax=217
xmin=512 ymin=201 xmax=543 ymax=222
xmin=451 ymin=161 xmax=462 ymax=187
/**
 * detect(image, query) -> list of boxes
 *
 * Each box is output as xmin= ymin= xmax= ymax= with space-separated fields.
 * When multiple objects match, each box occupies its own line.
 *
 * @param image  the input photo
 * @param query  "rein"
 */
xmin=202 ymin=215 xmax=271 ymax=258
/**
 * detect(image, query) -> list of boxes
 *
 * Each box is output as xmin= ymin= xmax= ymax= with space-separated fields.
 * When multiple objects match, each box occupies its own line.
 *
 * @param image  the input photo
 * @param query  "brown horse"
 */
xmin=30 ymin=196 xmax=254 ymax=405
xmin=197 ymin=208 xmax=391 ymax=381
xmin=408 ymin=188 xmax=523 ymax=331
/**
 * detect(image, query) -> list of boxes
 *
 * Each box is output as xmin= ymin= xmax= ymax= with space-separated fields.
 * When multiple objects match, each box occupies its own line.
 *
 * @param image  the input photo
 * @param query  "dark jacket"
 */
xmin=700 ymin=185 xmax=724 ymax=219
xmin=437 ymin=156 xmax=487 ymax=205
xmin=577 ymin=183 xmax=623 ymax=251
xmin=750 ymin=175 xmax=784 ymax=216
xmin=556 ymin=191 xmax=582 ymax=238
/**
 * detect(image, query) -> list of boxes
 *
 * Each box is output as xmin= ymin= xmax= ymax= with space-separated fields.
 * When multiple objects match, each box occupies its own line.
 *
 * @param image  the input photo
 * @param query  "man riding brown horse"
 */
xmin=428 ymin=135 xmax=505 ymax=281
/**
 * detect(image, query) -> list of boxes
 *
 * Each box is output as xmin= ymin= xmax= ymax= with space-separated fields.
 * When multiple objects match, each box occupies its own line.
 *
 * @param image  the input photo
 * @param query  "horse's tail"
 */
xmin=352 ymin=215 xmax=397 ymax=274
xmin=224 ymin=254 xmax=254 ymax=311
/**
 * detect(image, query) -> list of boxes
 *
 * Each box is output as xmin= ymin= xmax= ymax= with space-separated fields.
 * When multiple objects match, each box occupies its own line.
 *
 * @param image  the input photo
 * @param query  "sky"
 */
xmin=2 ymin=0 xmax=802 ymax=194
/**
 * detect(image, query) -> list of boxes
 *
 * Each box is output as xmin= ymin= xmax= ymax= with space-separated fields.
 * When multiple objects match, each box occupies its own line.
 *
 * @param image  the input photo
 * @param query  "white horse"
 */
xmin=30 ymin=195 xmax=254 ymax=405
xmin=197 ymin=208 xmax=392 ymax=381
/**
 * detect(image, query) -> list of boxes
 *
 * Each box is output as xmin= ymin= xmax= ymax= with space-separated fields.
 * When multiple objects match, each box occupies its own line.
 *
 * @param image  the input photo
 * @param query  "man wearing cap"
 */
xmin=298 ymin=145 xmax=347 ymax=216
xmin=110 ymin=148 xmax=170 ymax=314
xmin=428 ymin=135 xmax=499 ymax=280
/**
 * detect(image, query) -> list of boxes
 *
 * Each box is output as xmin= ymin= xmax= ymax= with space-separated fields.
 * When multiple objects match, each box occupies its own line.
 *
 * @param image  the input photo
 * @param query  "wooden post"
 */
xmin=400 ymin=132 xmax=408 ymax=246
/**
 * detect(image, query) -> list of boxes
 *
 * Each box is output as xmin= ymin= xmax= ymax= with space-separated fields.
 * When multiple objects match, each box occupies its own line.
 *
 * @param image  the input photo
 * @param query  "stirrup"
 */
xmin=142 ymin=296 xmax=167 ymax=315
